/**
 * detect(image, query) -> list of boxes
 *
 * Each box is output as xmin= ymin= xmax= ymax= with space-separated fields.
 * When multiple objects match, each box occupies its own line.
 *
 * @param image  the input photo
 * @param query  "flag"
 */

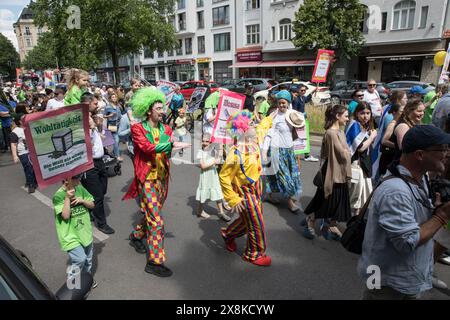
xmin=371 ymin=105 xmax=392 ymax=180
xmin=345 ymin=120 xmax=368 ymax=157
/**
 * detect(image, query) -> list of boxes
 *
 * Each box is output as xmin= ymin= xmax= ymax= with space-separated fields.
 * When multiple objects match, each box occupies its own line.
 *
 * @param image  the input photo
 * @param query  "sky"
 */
xmin=0 ymin=0 xmax=31 ymax=52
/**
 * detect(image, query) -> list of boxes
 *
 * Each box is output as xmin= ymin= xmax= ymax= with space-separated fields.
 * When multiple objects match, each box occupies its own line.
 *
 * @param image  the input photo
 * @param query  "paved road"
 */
xmin=0 ymin=143 xmax=449 ymax=300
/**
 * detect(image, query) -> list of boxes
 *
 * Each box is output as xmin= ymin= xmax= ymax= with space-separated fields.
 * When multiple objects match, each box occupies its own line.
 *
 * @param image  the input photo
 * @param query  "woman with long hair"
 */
xmin=104 ymin=93 xmax=123 ymax=161
xmin=64 ymin=69 xmax=89 ymax=106
xmin=346 ymin=102 xmax=377 ymax=215
xmin=302 ymin=105 xmax=352 ymax=240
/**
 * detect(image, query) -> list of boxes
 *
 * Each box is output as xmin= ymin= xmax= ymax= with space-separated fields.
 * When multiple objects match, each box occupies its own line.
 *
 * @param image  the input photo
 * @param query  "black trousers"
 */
xmin=81 ymin=159 xmax=108 ymax=227
xmin=2 ymin=126 xmax=11 ymax=151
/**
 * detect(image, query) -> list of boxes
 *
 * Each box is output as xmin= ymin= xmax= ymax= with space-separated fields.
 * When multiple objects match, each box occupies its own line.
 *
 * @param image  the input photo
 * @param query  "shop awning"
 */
xmin=366 ymin=53 xmax=435 ymax=61
xmin=229 ymin=60 xmax=315 ymax=68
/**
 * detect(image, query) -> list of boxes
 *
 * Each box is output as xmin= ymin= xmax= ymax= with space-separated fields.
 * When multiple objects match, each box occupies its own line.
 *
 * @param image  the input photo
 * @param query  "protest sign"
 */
xmin=16 ymin=68 xmax=23 ymax=88
xmin=211 ymin=91 xmax=245 ymax=144
xmin=438 ymin=44 xmax=450 ymax=85
xmin=188 ymin=87 xmax=208 ymax=113
xmin=23 ymin=104 xmax=93 ymax=188
xmin=311 ymin=49 xmax=335 ymax=83
xmin=157 ymin=80 xmax=178 ymax=112
xmin=293 ymin=120 xmax=311 ymax=155
xmin=44 ymin=70 xmax=56 ymax=90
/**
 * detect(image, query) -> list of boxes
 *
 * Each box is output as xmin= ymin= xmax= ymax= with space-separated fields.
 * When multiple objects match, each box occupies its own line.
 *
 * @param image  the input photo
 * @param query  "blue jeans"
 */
xmin=19 ymin=154 xmax=37 ymax=187
xmin=112 ymin=132 xmax=120 ymax=158
xmin=67 ymin=243 xmax=93 ymax=275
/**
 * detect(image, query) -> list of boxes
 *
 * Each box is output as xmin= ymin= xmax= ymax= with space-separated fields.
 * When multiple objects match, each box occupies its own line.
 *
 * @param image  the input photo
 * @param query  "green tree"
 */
xmin=0 ymin=34 xmax=20 ymax=82
xmin=292 ymin=0 xmax=366 ymax=82
xmin=32 ymin=0 xmax=177 ymax=84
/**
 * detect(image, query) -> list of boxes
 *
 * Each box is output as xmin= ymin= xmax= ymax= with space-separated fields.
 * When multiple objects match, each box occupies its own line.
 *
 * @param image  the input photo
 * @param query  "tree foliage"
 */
xmin=0 ymin=34 xmax=20 ymax=81
xmin=292 ymin=0 xmax=366 ymax=60
xmin=31 ymin=0 xmax=177 ymax=83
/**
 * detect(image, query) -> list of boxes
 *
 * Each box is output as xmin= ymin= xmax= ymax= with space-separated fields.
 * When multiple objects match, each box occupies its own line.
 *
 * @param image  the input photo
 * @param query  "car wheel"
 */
xmin=331 ymin=96 xmax=341 ymax=106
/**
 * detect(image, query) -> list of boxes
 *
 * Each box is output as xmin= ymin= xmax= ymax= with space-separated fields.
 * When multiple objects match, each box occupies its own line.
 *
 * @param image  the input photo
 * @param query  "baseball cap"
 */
xmin=402 ymin=125 xmax=450 ymax=153
xmin=409 ymin=85 xmax=427 ymax=95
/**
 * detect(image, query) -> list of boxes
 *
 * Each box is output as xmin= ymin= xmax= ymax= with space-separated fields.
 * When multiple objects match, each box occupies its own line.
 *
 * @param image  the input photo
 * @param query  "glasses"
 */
xmin=300 ymin=90 xmax=306 ymax=92
xmin=368 ymin=84 xmax=377 ymax=87
xmin=357 ymin=94 xmax=364 ymax=97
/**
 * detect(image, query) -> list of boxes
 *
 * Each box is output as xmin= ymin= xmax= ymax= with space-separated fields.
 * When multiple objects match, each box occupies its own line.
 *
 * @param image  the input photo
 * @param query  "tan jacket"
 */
xmin=321 ymin=129 xmax=352 ymax=199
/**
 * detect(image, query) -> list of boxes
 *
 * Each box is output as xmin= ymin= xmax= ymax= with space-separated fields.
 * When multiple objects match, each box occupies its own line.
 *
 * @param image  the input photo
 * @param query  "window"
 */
xmin=246 ymin=24 xmax=260 ymax=45
xmin=246 ymin=0 xmax=260 ymax=10
xmin=178 ymin=13 xmax=186 ymax=31
xmin=144 ymin=67 xmax=156 ymax=81
xmin=196 ymin=0 xmax=203 ymax=7
xmin=392 ymin=0 xmax=416 ymax=30
xmin=185 ymin=38 xmax=192 ymax=54
xmin=214 ymin=33 xmax=231 ymax=52
xmin=279 ymin=18 xmax=292 ymax=40
xmin=361 ymin=7 xmax=369 ymax=34
xmin=419 ymin=6 xmax=428 ymax=28
xmin=37 ymin=27 xmax=43 ymax=35
xmin=157 ymin=51 xmax=164 ymax=58
xmin=271 ymin=26 xmax=276 ymax=42
xmin=176 ymin=39 xmax=183 ymax=55
xmin=25 ymin=26 xmax=31 ymax=35
xmin=198 ymin=36 xmax=205 ymax=54
xmin=381 ymin=12 xmax=387 ymax=31
xmin=197 ymin=11 xmax=204 ymax=29
xmin=177 ymin=0 xmax=185 ymax=10
xmin=213 ymin=6 xmax=230 ymax=26
xmin=26 ymin=38 xmax=32 ymax=47
xmin=168 ymin=49 xmax=174 ymax=57
xmin=144 ymin=47 xmax=154 ymax=59
xmin=158 ymin=66 xmax=166 ymax=80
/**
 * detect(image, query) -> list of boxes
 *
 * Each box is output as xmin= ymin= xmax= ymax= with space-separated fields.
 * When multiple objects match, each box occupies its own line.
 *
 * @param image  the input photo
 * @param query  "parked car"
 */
xmin=386 ymin=81 xmax=435 ymax=94
xmin=0 ymin=234 xmax=93 ymax=300
xmin=222 ymin=78 xmax=278 ymax=94
xmin=330 ymin=80 xmax=390 ymax=105
xmin=180 ymin=80 xmax=219 ymax=101
xmin=254 ymin=81 xmax=331 ymax=106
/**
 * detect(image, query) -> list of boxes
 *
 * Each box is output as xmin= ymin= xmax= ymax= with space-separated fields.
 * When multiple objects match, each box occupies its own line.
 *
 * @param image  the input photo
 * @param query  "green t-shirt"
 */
xmin=258 ymin=101 xmax=270 ymax=117
xmin=64 ymin=86 xmax=83 ymax=106
xmin=53 ymin=185 xmax=94 ymax=251
xmin=423 ymin=90 xmax=438 ymax=125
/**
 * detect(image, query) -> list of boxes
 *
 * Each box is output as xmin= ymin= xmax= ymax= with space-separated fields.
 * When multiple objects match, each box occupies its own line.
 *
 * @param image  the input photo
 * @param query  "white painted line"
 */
xmin=21 ymin=187 xmax=109 ymax=242
xmin=171 ymin=158 xmax=193 ymax=165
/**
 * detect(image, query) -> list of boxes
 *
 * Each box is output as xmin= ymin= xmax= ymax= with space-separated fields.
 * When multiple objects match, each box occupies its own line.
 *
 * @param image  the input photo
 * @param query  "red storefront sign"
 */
xmin=237 ymin=51 xmax=262 ymax=62
xmin=176 ymin=59 xmax=195 ymax=65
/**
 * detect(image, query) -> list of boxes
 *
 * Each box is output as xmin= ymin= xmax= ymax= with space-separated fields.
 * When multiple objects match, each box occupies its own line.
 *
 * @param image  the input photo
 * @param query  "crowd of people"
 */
xmin=2 ymin=70 xmax=450 ymax=299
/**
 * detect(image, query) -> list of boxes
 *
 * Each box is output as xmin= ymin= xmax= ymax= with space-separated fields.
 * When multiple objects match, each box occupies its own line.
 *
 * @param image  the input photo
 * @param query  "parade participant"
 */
xmin=431 ymin=85 xmax=450 ymax=130
xmin=243 ymin=83 xmax=255 ymax=113
xmin=302 ymin=105 xmax=352 ymax=240
xmin=255 ymin=96 xmax=270 ymax=122
xmin=219 ymin=110 xmax=271 ymax=266
xmin=174 ymin=108 xmax=188 ymax=156
xmin=46 ymin=88 xmax=65 ymax=110
xmin=423 ymin=84 xmax=446 ymax=124
xmin=363 ymin=79 xmax=383 ymax=127
xmin=345 ymin=102 xmax=377 ymax=215
xmin=166 ymin=86 xmax=185 ymax=126
xmin=358 ymin=125 xmax=450 ymax=300
xmin=64 ymin=69 xmax=89 ymax=106
xmin=297 ymin=85 xmax=319 ymax=162
xmin=123 ymin=87 xmax=188 ymax=277
xmin=378 ymin=103 xmax=403 ymax=177
xmin=347 ymin=90 xmax=365 ymax=115
xmin=196 ymin=133 xmax=230 ymax=221
xmin=262 ymin=90 xmax=303 ymax=213
xmin=125 ymin=79 xmax=141 ymax=124
xmin=10 ymin=113 xmax=37 ymax=193
xmin=104 ymin=93 xmax=123 ymax=161
xmin=80 ymin=93 xmax=115 ymax=235
xmin=52 ymin=175 xmax=97 ymax=288
xmin=203 ymin=90 xmax=220 ymax=135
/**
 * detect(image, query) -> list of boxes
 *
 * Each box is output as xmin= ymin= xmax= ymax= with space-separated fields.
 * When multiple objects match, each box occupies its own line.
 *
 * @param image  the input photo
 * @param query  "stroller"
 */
xmin=101 ymin=129 xmax=122 ymax=177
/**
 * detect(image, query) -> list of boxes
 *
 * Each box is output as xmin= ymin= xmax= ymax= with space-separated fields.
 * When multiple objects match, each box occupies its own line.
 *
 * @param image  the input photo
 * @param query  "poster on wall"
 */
xmin=293 ymin=120 xmax=311 ymax=155
xmin=23 ymin=104 xmax=93 ymax=189
xmin=211 ymin=91 xmax=245 ymax=144
xmin=156 ymin=80 xmax=178 ymax=112
xmin=311 ymin=49 xmax=335 ymax=83
xmin=438 ymin=44 xmax=450 ymax=85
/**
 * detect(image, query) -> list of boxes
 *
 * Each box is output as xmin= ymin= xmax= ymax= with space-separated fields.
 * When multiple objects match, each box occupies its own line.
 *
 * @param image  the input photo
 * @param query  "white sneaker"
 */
xmin=432 ymin=276 xmax=448 ymax=289
xmin=197 ymin=211 xmax=211 ymax=220
xmin=304 ymin=156 xmax=319 ymax=162
xmin=438 ymin=255 xmax=450 ymax=266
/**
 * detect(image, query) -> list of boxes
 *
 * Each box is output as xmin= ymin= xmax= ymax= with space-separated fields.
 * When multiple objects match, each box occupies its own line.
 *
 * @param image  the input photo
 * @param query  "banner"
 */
xmin=157 ymin=80 xmax=178 ymax=112
xmin=23 ymin=104 xmax=94 ymax=189
xmin=438 ymin=44 xmax=450 ymax=85
xmin=16 ymin=68 xmax=23 ymax=88
xmin=211 ymin=91 xmax=245 ymax=144
xmin=44 ymin=70 xmax=56 ymax=90
xmin=293 ymin=120 xmax=311 ymax=155
xmin=187 ymin=87 xmax=208 ymax=113
xmin=311 ymin=49 xmax=335 ymax=83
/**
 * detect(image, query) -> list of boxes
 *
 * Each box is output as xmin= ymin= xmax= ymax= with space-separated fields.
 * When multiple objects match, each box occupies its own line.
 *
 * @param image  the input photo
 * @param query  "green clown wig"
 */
xmin=131 ymin=87 xmax=166 ymax=120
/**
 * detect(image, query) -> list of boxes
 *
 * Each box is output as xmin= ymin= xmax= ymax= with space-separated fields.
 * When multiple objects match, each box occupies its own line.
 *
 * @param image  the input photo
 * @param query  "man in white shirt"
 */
xmin=46 ymin=88 xmax=65 ymax=110
xmin=363 ymin=79 xmax=383 ymax=127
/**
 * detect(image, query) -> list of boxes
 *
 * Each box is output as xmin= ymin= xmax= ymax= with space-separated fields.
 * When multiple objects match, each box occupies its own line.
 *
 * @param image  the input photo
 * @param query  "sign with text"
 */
xmin=293 ymin=120 xmax=311 ymax=155
xmin=211 ymin=91 xmax=245 ymax=144
xmin=44 ymin=70 xmax=56 ymax=90
xmin=237 ymin=51 xmax=262 ymax=62
xmin=188 ymin=87 xmax=208 ymax=113
xmin=23 ymin=104 xmax=93 ymax=189
xmin=311 ymin=49 xmax=335 ymax=83
xmin=16 ymin=68 xmax=23 ymax=88
xmin=156 ymin=80 xmax=178 ymax=112
xmin=439 ymin=44 xmax=450 ymax=85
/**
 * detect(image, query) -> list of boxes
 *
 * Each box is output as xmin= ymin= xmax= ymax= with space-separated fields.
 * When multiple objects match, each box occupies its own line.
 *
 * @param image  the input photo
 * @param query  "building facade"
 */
xmin=13 ymin=5 xmax=47 ymax=62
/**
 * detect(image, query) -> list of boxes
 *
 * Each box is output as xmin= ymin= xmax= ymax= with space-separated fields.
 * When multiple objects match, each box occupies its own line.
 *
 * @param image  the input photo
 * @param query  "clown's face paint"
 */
xmin=148 ymin=102 xmax=164 ymax=123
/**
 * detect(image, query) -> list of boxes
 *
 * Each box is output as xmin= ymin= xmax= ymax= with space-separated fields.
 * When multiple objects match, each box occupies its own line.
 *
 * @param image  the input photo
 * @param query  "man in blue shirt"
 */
xmin=0 ymin=102 xmax=13 ymax=153
xmin=358 ymin=125 xmax=450 ymax=299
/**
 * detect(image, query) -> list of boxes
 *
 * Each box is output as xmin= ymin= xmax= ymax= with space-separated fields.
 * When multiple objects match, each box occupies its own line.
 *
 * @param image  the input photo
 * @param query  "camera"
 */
xmin=430 ymin=178 xmax=450 ymax=203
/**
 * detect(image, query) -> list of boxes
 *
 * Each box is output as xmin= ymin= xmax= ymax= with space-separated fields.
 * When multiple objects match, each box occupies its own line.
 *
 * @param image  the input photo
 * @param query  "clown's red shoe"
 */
xmin=243 ymin=255 xmax=272 ymax=267
xmin=221 ymin=229 xmax=237 ymax=252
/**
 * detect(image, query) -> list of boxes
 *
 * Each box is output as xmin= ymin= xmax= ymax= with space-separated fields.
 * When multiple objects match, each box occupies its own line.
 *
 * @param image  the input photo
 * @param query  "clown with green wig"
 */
xmin=123 ymin=87 xmax=189 ymax=278
xmin=219 ymin=110 xmax=271 ymax=267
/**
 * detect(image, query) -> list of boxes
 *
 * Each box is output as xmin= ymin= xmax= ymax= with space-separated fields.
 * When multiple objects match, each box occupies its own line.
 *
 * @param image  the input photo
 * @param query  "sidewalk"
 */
xmin=310 ymin=133 xmax=323 ymax=147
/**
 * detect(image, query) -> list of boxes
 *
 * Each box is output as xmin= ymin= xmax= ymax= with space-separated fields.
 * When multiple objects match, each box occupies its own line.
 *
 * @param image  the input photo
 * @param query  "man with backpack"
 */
xmin=358 ymin=125 xmax=450 ymax=299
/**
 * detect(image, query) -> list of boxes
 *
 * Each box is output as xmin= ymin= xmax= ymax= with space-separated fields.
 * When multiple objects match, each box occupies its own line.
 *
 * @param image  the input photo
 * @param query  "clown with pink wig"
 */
xmin=219 ymin=111 xmax=271 ymax=267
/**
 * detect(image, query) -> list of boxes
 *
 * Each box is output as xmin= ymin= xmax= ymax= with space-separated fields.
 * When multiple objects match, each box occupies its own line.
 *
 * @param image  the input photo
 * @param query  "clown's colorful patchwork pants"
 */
xmin=222 ymin=181 xmax=267 ymax=261
xmin=132 ymin=178 xmax=168 ymax=265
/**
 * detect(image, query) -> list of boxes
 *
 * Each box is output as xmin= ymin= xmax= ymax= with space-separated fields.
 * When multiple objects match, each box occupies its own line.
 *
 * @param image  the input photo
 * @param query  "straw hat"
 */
xmin=285 ymin=109 xmax=305 ymax=128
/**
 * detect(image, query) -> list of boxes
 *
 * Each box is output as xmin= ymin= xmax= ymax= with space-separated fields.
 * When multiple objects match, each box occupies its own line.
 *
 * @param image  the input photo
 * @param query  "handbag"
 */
xmin=341 ymin=176 xmax=396 ymax=254
xmin=108 ymin=124 xmax=118 ymax=133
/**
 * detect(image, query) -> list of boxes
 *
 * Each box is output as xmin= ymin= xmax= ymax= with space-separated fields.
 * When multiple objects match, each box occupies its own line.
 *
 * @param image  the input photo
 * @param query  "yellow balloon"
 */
xmin=434 ymin=51 xmax=447 ymax=67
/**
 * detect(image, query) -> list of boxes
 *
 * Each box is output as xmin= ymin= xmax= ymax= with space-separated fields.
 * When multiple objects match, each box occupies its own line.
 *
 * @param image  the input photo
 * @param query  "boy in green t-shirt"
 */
xmin=53 ymin=174 xmax=96 ymax=283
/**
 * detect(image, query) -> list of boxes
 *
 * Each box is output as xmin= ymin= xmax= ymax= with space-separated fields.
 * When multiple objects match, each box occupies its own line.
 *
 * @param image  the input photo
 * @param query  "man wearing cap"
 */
xmin=431 ymin=85 xmax=450 ymax=130
xmin=358 ymin=125 xmax=450 ymax=299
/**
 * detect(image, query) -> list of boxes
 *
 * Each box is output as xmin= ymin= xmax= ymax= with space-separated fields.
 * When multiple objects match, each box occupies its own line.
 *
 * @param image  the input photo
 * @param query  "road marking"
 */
xmin=171 ymin=158 xmax=193 ymax=165
xmin=21 ymin=187 xmax=109 ymax=242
